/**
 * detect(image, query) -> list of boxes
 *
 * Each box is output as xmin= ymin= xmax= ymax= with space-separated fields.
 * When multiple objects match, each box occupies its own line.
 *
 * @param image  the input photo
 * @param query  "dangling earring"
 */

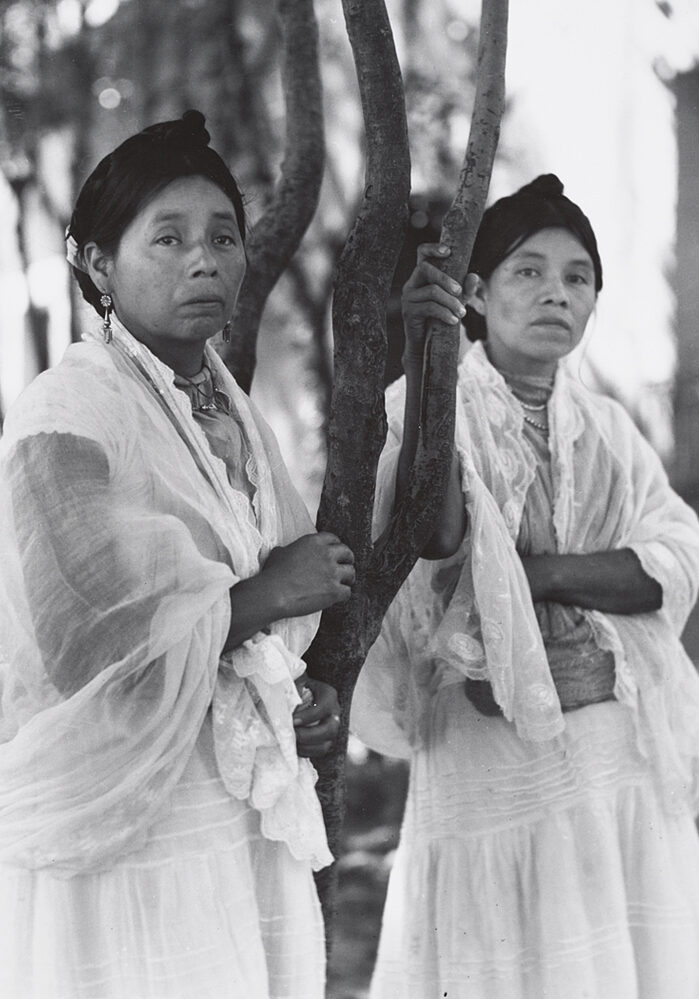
xmin=222 ymin=320 xmax=232 ymax=343
xmin=100 ymin=293 xmax=113 ymax=344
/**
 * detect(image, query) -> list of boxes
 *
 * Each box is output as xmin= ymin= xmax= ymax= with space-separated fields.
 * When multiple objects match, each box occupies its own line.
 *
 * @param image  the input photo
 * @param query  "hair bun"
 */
xmin=141 ymin=109 xmax=210 ymax=151
xmin=180 ymin=109 xmax=209 ymax=146
xmin=517 ymin=173 xmax=565 ymax=200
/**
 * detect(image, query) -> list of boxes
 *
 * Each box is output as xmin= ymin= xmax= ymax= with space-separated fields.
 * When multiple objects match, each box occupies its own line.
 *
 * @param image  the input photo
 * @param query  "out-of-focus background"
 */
xmin=1 ymin=1 xmax=699 ymax=995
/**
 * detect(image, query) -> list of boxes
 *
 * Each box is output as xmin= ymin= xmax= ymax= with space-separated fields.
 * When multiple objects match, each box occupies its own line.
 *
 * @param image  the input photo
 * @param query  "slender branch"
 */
xmin=221 ymin=0 xmax=325 ymax=392
xmin=315 ymin=0 xmax=411 ymax=566
xmin=370 ymin=0 xmax=509 ymax=597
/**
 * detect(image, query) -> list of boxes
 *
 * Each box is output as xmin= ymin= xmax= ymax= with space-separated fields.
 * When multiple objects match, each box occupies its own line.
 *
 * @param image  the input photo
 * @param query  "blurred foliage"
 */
xmin=0 ymin=0 xmax=484 ymax=398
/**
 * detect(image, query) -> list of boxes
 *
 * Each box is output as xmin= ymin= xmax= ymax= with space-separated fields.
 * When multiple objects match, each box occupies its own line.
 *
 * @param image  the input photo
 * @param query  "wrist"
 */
xmin=250 ymin=566 xmax=288 ymax=622
xmin=522 ymin=554 xmax=553 ymax=602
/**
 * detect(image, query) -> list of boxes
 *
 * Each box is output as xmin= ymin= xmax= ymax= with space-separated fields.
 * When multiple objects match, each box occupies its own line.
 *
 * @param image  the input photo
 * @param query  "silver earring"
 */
xmin=100 ymin=293 xmax=113 ymax=344
xmin=222 ymin=321 xmax=232 ymax=343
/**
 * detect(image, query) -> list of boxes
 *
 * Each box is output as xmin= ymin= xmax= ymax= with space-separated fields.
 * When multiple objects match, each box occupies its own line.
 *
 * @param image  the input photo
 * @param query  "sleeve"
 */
xmin=588 ymin=407 xmax=699 ymax=814
xmin=623 ymin=427 xmax=699 ymax=635
xmin=0 ymin=427 xmax=235 ymax=873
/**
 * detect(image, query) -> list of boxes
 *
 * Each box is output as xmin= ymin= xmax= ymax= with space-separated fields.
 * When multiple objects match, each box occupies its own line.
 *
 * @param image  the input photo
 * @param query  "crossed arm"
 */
xmin=396 ymin=245 xmax=663 ymax=614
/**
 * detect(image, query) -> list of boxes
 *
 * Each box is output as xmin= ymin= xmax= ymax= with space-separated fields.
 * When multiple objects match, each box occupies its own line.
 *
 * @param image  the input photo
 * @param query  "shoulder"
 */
xmin=564 ymin=377 xmax=663 ymax=472
xmin=2 ymin=342 xmax=129 ymax=453
xmin=564 ymin=374 xmax=637 ymax=431
xmin=10 ymin=342 xmax=118 ymax=405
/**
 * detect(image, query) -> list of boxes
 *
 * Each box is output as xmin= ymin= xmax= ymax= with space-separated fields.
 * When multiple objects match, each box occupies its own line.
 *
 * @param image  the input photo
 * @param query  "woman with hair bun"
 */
xmin=0 ymin=111 xmax=354 ymax=998
xmin=352 ymin=175 xmax=699 ymax=997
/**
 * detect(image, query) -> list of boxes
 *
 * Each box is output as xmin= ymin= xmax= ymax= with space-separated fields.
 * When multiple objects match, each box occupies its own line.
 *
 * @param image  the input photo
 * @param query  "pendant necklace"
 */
xmin=176 ymin=365 xmax=218 ymax=412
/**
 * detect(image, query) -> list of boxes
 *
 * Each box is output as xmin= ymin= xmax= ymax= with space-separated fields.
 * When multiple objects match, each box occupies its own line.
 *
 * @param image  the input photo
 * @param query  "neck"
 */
xmin=483 ymin=342 xmax=558 ymax=380
xmin=137 ymin=334 xmax=207 ymax=378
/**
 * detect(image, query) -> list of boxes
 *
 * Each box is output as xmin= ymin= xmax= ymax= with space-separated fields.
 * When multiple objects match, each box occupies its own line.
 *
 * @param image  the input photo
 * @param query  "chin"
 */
xmin=181 ymin=320 xmax=223 ymax=341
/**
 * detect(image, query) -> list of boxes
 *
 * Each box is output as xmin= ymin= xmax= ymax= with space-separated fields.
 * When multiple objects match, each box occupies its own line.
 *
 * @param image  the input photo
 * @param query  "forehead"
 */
xmin=138 ymin=175 xmax=238 ymax=224
xmin=508 ymin=227 xmax=593 ymax=266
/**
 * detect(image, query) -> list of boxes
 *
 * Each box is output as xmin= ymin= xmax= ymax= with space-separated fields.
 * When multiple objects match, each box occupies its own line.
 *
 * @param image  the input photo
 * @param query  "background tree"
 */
xmin=219 ymin=0 xmax=325 ymax=394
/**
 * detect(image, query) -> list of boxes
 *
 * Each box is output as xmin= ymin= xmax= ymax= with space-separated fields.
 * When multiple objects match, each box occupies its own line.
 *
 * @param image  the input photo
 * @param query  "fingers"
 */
xmin=416 ymin=242 xmax=450 ymax=263
xmin=414 ymin=259 xmax=463 ymax=297
xmin=315 ymin=532 xmax=355 ymax=563
xmin=296 ymin=738 xmax=335 ymax=758
xmin=294 ymin=677 xmax=339 ymax=725
xmin=294 ymin=680 xmax=340 ymax=757
xmin=403 ymin=286 xmax=465 ymax=326
xmin=314 ymin=533 xmax=356 ymax=597
xmin=294 ymin=709 xmax=341 ymax=758
xmin=403 ymin=247 xmax=465 ymax=336
xmin=405 ymin=250 xmax=462 ymax=296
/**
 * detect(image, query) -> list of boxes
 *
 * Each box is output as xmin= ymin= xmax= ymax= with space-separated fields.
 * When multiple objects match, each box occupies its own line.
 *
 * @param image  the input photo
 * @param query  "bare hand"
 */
xmin=262 ymin=532 xmax=355 ymax=619
xmin=294 ymin=677 xmax=341 ymax=758
xmin=401 ymin=244 xmax=466 ymax=362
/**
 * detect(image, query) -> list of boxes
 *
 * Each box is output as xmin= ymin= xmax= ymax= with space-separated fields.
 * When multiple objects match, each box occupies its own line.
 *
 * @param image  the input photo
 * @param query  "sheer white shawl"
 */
xmin=352 ymin=342 xmax=699 ymax=815
xmin=0 ymin=316 xmax=332 ymax=874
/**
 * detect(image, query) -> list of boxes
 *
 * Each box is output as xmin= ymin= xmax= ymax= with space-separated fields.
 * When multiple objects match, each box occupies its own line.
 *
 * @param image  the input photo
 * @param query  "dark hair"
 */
xmin=67 ymin=110 xmax=246 ymax=315
xmin=465 ymin=174 xmax=603 ymax=342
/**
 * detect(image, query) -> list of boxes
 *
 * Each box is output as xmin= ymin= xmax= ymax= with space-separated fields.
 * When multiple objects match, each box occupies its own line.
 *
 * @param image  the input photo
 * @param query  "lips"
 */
xmin=181 ymin=296 xmax=224 ymax=306
xmin=532 ymin=316 xmax=572 ymax=331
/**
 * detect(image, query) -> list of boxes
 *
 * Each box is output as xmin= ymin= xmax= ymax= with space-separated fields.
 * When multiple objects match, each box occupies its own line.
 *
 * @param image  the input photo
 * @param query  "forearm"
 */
xmin=522 ymin=548 xmax=663 ymax=614
xmin=222 ymin=532 xmax=355 ymax=653
xmin=396 ymin=356 xmax=467 ymax=559
xmin=222 ymin=573 xmax=285 ymax=652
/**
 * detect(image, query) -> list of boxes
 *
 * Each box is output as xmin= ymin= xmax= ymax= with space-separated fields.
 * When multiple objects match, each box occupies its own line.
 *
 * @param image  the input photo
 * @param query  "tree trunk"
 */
xmin=306 ymin=0 xmax=509 ymax=939
xmin=219 ymin=0 xmax=325 ymax=393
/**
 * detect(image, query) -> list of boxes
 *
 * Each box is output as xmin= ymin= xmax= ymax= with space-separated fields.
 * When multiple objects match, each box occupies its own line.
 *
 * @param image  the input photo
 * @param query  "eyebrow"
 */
xmin=149 ymin=210 xmax=238 ymax=223
xmin=510 ymin=250 xmax=594 ymax=269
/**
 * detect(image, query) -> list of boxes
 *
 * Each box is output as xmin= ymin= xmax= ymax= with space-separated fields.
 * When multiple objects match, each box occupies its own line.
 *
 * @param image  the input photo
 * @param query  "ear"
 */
xmin=465 ymin=272 xmax=487 ymax=316
xmin=82 ymin=242 xmax=113 ymax=294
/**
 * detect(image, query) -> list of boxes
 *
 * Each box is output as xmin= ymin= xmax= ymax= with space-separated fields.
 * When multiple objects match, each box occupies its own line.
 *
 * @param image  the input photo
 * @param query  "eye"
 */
xmin=517 ymin=267 xmax=539 ymax=277
xmin=213 ymin=233 xmax=238 ymax=247
xmin=567 ymin=273 xmax=590 ymax=285
xmin=155 ymin=235 xmax=179 ymax=246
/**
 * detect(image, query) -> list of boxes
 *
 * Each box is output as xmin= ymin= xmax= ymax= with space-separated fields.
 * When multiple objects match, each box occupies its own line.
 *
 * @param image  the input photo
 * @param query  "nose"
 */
xmin=541 ymin=274 xmax=569 ymax=307
xmin=189 ymin=241 xmax=218 ymax=276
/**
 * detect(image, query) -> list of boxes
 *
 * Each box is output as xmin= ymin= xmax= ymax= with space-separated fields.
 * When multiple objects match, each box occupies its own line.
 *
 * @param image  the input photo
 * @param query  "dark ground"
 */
xmin=326 ymin=601 xmax=699 ymax=998
xmin=326 ymin=753 xmax=408 ymax=999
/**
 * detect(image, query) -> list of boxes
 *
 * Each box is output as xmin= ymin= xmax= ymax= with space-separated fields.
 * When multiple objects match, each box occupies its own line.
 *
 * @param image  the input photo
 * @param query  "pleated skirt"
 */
xmin=369 ymin=690 xmax=699 ymax=999
xmin=0 ymin=715 xmax=326 ymax=999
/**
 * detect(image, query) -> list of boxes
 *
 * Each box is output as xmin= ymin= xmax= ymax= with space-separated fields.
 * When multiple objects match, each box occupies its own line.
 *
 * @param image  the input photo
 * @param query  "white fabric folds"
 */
xmin=352 ymin=342 xmax=699 ymax=816
xmin=0 ymin=316 xmax=332 ymax=875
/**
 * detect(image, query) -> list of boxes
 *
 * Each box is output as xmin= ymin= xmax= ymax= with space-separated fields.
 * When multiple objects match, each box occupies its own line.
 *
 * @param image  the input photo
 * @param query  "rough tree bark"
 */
xmin=219 ymin=0 xmax=325 ymax=393
xmin=305 ymin=0 xmax=509 ymax=937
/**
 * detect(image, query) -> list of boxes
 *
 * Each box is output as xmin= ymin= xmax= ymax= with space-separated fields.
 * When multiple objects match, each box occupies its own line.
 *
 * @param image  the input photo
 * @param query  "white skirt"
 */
xmin=370 ymin=689 xmax=699 ymax=999
xmin=0 ymin=714 xmax=326 ymax=999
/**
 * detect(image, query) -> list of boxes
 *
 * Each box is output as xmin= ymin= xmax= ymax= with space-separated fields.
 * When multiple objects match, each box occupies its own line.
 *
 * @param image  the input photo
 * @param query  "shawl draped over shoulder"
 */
xmin=351 ymin=342 xmax=699 ymax=816
xmin=0 ymin=317 xmax=332 ymax=874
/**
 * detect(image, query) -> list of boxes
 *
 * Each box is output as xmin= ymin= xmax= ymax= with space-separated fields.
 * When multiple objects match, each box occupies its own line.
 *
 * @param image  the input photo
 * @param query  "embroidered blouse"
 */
xmin=351 ymin=342 xmax=699 ymax=817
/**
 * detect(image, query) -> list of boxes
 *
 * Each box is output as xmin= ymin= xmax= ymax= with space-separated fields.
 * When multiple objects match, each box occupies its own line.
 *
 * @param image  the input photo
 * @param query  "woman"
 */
xmin=0 ymin=111 xmax=354 ymax=998
xmin=352 ymin=175 xmax=699 ymax=998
